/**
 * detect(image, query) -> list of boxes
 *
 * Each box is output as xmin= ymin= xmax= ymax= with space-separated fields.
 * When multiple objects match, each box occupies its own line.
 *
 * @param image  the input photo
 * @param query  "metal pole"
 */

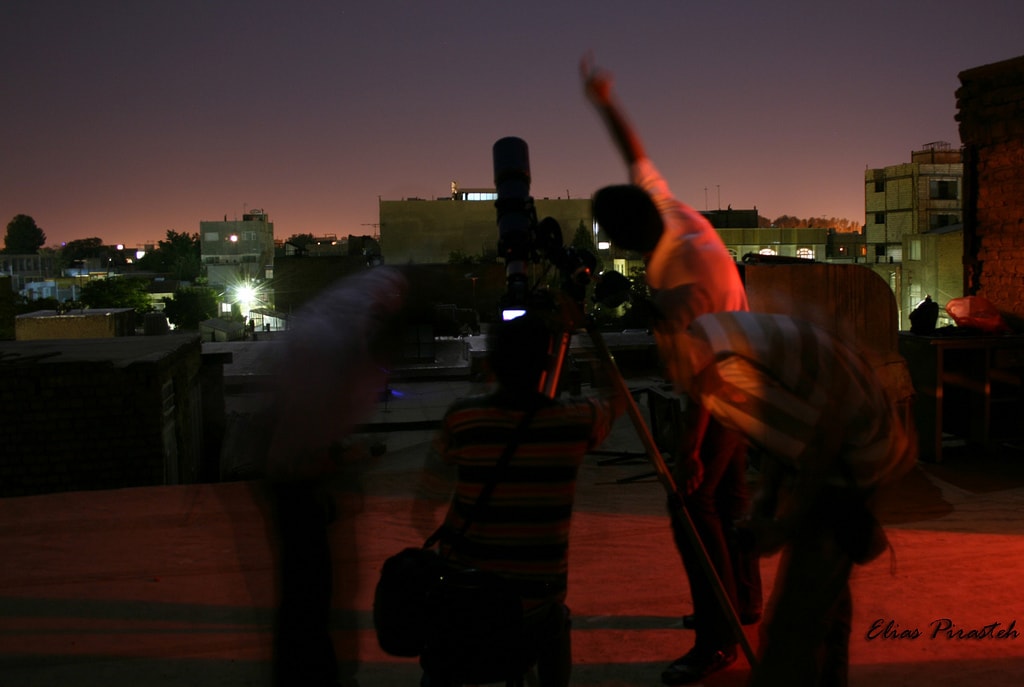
xmin=584 ymin=324 xmax=757 ymax=668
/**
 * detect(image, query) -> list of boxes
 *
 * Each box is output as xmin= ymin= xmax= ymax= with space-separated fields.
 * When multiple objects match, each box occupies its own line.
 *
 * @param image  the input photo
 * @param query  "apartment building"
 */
xmin=199 ymin=210 xmax=275 ymax=318
xmin=865 ymin=143 xmax=964 ymax=328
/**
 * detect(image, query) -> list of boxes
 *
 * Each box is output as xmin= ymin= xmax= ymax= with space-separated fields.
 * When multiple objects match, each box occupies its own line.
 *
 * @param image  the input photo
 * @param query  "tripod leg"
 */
xmin=585 ymin=326 xmax=758 ymax=669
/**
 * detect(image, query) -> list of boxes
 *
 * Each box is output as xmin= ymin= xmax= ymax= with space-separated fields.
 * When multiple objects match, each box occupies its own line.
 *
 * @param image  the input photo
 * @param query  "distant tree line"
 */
xmin=759 ymin=215 xmax=863 ymax=232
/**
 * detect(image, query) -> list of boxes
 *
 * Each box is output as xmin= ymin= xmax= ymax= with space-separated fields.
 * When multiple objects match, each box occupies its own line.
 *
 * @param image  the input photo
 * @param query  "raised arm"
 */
xmin=580 ymin=54 xmax=647 ymax=167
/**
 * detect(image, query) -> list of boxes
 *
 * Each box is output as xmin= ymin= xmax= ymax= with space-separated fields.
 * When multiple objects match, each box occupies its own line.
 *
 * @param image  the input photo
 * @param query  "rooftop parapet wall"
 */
xmin=0 ymin=334 xmax=209 ymax=497
xmin=15 ymin=308 xmax=137 ymax=340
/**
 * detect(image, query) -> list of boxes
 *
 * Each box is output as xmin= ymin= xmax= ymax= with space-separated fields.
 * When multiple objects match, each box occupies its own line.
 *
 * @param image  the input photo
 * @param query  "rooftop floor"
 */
xmin=4 ymin=346 xmax=1024 ymax=686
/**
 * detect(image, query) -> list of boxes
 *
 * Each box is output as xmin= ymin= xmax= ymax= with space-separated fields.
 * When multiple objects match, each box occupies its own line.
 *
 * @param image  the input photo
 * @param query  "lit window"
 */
xmin=909 ymin=239 xmax=921 ymax=261
xmin=759 ymin=247 xmax=777 ymax=256
xmin=796 ymin=247 xmax=814 ymax=260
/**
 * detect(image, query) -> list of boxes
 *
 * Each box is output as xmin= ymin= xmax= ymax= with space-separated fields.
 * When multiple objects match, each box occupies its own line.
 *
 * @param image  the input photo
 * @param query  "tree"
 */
xmin=137 ymin=230 xmax=201 ymax=281
xmin=569 ymin=219 xmax=604 ymax=274
xmin=80 ymin=277 xmax=153 ymax=314
xmin=162 ymin=286 xmax=218 ymax=330
xmin=448 ymin=249 xmax=479 ymax=265
xmin=3 ymin=215 xmax=46 ymax=253
xmin=14 ymin=296 xmax=60 ymax=315
xmin=286 ymin=233 xmax=316 ymax=252
xmin=60 ymin=237 xmax=106 ymax=263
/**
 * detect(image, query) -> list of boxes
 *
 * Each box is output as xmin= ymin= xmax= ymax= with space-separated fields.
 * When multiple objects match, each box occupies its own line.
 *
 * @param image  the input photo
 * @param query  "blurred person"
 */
xmin=582 ymin=55 xmax=761 ymax=684
xmin=264 ymin=266 xmax=408 ymax=687
xmin=419 ymin=312 xmax=626 ymax=687
xmin=675 ymin=310 xmax=916 ymax=687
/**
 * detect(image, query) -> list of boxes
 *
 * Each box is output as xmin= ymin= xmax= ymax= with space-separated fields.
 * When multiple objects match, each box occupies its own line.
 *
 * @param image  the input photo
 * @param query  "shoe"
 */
xmin=681 ymin=611 xmax=762 ymax=629
xmin=660 ymin=646 xmax=737 ymax=685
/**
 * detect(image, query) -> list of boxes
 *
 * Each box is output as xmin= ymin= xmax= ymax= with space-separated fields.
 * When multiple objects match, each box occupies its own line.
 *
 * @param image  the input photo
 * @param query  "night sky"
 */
xmin=3 ymin=0 xmax=1023 ymax=249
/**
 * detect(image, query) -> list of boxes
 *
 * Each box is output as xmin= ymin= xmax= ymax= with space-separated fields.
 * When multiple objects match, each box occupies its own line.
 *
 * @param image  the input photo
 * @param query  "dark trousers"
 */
xmin=421 ymin=602 xmax=572 ymax=687
xmin=750 ymin=524 xmax=853 ymax=686
xmin=533 ymin=603 xmax=572 ymax=687
xmin=271 ymin=479 xmax=339 ymax=687
xmin=749 ymin=485 xmax=873 ymax=686
xmin=669 ymin=419 xmax=762 ymax=652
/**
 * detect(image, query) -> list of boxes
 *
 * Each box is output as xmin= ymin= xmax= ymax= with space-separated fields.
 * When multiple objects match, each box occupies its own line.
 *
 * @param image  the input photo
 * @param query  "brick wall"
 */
xmin=956 ymin=54 xmax=1024 ymax=324
xmin=0 ymin=334 xmax=215 ymax=497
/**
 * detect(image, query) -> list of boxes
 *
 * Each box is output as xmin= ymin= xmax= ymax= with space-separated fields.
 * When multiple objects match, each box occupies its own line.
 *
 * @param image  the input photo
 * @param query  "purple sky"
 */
xmin=3 ymin=0 xmax=1023 ymax=250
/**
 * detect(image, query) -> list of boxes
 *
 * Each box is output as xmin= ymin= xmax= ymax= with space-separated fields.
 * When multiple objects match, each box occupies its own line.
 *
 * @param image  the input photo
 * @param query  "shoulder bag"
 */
xmin=373 ymin=405 xmax=540 ymax=683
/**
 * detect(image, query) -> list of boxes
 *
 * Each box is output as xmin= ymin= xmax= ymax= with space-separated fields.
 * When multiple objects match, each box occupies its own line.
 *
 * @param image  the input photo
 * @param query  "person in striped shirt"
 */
xmin=428 ymin=312 xmax=626 ymax=687
xmin=677 ymin=310 xmax=916 ymax=686
xmin=583 ymin=55 xmax=761 ymax=685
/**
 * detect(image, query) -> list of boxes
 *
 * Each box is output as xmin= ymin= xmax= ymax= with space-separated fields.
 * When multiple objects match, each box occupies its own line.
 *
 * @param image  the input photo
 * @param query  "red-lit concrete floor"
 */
xmin=3 ymin=398 xmax=1024 ymax=686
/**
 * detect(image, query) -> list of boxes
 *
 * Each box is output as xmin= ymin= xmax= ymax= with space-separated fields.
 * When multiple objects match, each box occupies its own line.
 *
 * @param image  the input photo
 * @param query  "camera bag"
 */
xmin=373 ymin=405 xmax=539 ymax=679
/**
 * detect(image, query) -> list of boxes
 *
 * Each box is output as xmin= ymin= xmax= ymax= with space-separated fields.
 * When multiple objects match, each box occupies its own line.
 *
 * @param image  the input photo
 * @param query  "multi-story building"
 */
xmin=1 ymin=253 xmax=60 ymax=295
xmin=199 ymin=209 xmax=275 ymax=315
xmin=380 ymin=188 xmax=828 ymax=269
xmin=865 ymin=143 xmax=964 ymax=328
xmin=380 ymin=185 xmax=593 ymax=266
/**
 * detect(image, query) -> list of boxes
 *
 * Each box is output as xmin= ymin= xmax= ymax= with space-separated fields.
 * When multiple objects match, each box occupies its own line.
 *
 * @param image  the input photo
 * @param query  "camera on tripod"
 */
xmin=492 ymin=137 xmax=597 ymax=321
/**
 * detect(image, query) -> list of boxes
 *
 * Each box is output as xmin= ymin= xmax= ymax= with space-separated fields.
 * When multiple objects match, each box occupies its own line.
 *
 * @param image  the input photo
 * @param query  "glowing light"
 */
xmin=235 ymin=284 xmax=256 ymax=306
xmin=229 ymin=278 xmax=268 ymax=317
xmin=502 ymin=309 xmax=527 ymax=321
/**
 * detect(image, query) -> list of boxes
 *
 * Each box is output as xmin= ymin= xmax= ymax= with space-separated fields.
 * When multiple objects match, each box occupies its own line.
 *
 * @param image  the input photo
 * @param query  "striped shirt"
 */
xmin=434 ymin=391 xmax=617 ymax=609
xmin=681 ymin=311 xmax=915 ymax=488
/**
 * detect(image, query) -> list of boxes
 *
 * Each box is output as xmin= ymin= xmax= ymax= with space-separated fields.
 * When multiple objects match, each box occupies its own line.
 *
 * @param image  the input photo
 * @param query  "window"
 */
xmin=205 ymin=232 xmax=219 ymax=242
xmin=874 ymin=212 xmax=885 ymax=225
xmin=929 ymin=214 xmax=959 ymax=230
xmin=758 ymin=247 xmax=777 ymax=256
xmin=929 ymin=179 xmax=958 ymax=200
xmin=909 ymin=239 xmax=921 ymax=261
xmin=909 ymin=284 xmax=922 ymax=305
xmin=874 ymin=180 xmax=884 ymax=193
xmin=796 ymin=247 xmax=814 ymax=260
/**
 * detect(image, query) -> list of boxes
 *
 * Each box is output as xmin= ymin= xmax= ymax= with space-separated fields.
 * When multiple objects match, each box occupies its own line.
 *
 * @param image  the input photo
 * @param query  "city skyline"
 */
xmin=3 ymin=1 xmax=1023 ymax=250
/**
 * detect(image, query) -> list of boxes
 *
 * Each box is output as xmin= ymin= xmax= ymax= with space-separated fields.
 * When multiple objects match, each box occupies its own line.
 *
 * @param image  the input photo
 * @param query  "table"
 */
xmin=899 ymin=333 xmax=1024 ymax=461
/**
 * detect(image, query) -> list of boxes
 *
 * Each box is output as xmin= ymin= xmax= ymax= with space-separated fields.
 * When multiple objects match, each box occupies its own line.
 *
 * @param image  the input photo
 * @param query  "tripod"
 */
xmin=545 ymin=303 xmax=758 ymax=670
